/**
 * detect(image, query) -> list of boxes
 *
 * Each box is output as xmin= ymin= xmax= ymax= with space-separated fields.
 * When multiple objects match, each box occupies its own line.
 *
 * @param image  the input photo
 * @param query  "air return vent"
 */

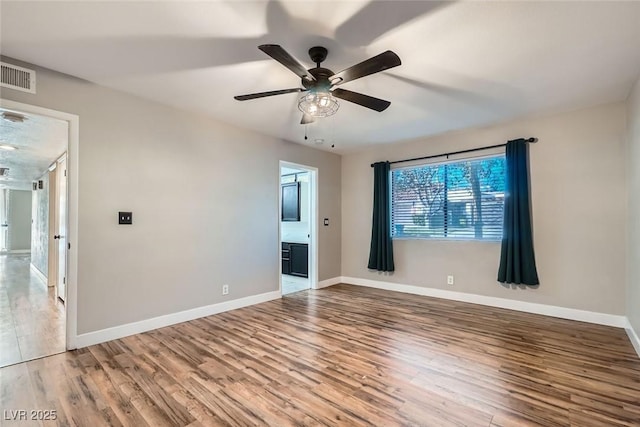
xmin=1 ymin=62 xmax=36 ymax=94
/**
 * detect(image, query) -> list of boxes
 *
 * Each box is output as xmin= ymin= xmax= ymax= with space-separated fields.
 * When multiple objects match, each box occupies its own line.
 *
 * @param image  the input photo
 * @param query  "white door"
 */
xmin=56 ymin=156 xmax=67 ymax=302
xmin=47 ymin=167 xmax=58 ymax=288
xmin=0 ymin=189 xmax=7 ymax=252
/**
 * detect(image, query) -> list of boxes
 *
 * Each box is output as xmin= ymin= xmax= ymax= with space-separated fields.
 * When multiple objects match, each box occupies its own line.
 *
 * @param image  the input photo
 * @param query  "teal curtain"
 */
xmin=498 ymin=139 xmax=539 ymax=285
xmin=368 ymin=162 xmax=395 ymax=272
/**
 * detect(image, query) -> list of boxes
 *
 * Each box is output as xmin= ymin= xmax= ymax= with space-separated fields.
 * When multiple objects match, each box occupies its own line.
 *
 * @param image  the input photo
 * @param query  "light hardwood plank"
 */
xmin=0 ymin=284 xmax=639 ymax=426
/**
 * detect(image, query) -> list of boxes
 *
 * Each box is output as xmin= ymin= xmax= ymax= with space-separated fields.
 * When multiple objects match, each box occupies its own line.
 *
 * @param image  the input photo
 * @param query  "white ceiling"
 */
xmin=0 ymin=108 xmax=68 ymax=190
xmin=1 ymin=1 xmax=640 ymax=153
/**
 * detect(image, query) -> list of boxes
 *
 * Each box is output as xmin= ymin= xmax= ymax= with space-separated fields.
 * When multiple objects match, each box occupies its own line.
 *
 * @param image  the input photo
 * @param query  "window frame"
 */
xmin=390 ymin=153 xmax=506 ymax=242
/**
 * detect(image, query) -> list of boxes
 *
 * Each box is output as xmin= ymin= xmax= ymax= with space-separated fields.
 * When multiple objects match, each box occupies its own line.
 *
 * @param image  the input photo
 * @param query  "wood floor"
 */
xmin=0 ymin=254 xmax=65 ymax=368
xmin=1 ymin=284 xmax=639 ymax=426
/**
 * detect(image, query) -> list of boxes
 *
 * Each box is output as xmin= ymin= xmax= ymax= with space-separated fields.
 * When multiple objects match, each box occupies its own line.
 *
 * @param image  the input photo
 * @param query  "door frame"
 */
xmin=0 ymin=99 xmax=79 ymax=350
xmin=54 ymin=153 xmax=68 ymax=302
xmin=278 ymin=161 xmax=319 ymax=294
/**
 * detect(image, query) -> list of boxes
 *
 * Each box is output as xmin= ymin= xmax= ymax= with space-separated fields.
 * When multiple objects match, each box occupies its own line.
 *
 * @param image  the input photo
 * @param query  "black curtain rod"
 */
xmin=370 ymin=137 xmax=538 ymax=167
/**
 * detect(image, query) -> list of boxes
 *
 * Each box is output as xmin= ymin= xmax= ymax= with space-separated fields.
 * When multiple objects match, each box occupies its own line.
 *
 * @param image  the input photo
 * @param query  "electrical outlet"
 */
xmin=222 ymin=284 xmax=229 ymax=295
xmin=118 ymin=211 xmax=132 ymax=225
xmin=447 ymin=275 xmax=454 ymax=285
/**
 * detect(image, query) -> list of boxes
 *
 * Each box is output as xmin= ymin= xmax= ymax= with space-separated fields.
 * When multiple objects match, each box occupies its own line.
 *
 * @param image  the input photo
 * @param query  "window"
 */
xmin=391 ymin=155 xmax=506 ymax=240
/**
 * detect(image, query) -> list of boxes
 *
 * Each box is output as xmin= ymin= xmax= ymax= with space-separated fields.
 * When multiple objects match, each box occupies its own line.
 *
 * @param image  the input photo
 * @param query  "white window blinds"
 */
xmin=391 ymin=155 xmax=506 ymax=241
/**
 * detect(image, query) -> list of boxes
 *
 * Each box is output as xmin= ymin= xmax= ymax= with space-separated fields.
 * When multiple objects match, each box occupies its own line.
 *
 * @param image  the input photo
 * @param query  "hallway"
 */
xmin=0 ymin=254 xmax=65 ymax=367
xmin=282 ymin=274 xmax=310 ymax=295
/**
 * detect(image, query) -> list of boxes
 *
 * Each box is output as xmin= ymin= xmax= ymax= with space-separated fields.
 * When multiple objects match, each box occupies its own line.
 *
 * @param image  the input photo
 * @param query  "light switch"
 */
xmin=324 ymin=218 xmax=329 ymax=226
xmin=119 ymin=212 xmax=132 ymax=225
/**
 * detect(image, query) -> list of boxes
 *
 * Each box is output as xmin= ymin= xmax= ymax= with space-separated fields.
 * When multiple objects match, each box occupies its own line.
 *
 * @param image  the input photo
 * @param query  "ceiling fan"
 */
xmin=234 ymin=44 xmax=401 ymax=124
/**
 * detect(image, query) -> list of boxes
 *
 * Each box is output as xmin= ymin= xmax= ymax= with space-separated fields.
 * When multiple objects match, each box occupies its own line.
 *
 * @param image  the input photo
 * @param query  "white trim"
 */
xmin=625 ymin=319 xmax=640 ymax=358
xmin=75 ymin=291 xmax=281 ymax=348
xmin=7 ymin=249 xmax=30 ymax=254
xmin=30 ymin=263 xmax=47 ymax=284
xmin=317 ymin=277 xmax=342 ymax=289
xmin=1 ymin=99 xmax=79 ymax=350
xmin=310 ymin=169 xmax=319 ymax=290
xmin=340 ymin=276 xmax=627 ymax=328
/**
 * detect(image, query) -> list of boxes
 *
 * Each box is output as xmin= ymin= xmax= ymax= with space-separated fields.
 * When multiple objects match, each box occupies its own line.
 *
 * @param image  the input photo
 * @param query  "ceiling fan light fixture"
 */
xmin=298 ymin=91 xmax=339 ymax=118
xmin=2 ymin=112 xmax=27 ymax=123
xmin=235 ymin=44 xmax=400 ymax=123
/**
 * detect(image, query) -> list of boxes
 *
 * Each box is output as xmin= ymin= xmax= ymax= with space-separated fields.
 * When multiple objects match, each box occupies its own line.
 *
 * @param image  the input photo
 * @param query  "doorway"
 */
xmin=279 ymin=162 xmax=318 ymax=295
xmin=0 ymin=101 xmax=75 ymax=366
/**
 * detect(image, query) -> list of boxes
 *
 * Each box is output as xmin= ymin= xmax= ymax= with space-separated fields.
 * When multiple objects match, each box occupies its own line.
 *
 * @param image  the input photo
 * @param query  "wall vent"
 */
xmin=0 ymin=62 xmax=36 ymax=94
xmin=0 ymin=168 xmax=9 ymax=177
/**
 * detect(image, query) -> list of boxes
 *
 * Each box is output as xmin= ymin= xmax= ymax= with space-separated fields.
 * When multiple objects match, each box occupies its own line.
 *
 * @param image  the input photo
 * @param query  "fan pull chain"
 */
xmin=331 ymin=115 xmax=336 ymax=148
xmin=304 ymin=125 xmax=308 ymax=141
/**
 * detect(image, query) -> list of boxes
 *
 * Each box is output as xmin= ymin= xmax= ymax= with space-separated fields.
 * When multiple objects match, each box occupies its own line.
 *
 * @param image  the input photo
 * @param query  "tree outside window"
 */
xmin=391 ymin=156 xmax=506 ymax=240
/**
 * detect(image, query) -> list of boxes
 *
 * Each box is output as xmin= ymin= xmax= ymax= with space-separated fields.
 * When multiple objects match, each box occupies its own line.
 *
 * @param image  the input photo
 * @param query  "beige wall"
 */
xmin=0 ymin=57 xmax=341 ymax=334
xmin=342 ymin=103 xmax=627 ymax=315
xmin=628 ymin=76 xmax=640 ymax=331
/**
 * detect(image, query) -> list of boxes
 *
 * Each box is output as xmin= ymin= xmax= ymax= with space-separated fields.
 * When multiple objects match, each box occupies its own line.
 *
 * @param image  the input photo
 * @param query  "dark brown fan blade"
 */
xmin=332 ymin=88 xmax=391 ymax=112
xmin=300 ymin=113 xmax=315 ymax=125
xmin=330 ymin=51 xmax=401 ymax=85
xmin=234 ymin=88 xmax=303 ymax=101
xmin=258 ymin=44 xmax=315 ymax=81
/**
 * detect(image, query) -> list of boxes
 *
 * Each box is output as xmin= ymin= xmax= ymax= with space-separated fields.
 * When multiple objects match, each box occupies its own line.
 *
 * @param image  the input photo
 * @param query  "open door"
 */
xmin=0 ymin=189 xmax=7 ymax=252
xmin=47 ymin=165 xmax=58 ymax=288
xmin=55 ymin=155 xmax=67 ymax=302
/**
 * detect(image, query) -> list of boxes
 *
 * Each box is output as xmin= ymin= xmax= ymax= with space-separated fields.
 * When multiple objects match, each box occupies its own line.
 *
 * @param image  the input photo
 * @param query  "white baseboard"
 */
xmin=339 ymin=276 xmax=627 ymax=328
xmin=625 ymin=319 xmax=640 ymax=358
xmin=8 ymin=249 xmax=30 ymax=254
xmin=317 ymin=277 xmax=342 ymax=289
xmin=30 ymin=263 xmax=47 ymax=284
xmin=75 ymin=290 xmax=281 ymax=348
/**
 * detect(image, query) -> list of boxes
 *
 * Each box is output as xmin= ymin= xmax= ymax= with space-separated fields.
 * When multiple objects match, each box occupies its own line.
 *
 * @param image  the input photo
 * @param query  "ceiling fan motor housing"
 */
xmin=302 ymin=67 xmax=333 ymax=92
xmin=308 ymin=46 xmax=328 ymax=66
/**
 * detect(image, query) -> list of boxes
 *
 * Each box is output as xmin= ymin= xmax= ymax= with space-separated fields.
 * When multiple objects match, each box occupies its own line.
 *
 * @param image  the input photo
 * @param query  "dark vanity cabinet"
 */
xmin=281 ymin=243 xmax=290 ymax=275
xmin=281 ymin=182 xmax=301 ymax=221
xmin=281 ymin=242 xmax=308 ymax=278
xmin=289 ymin=243 xmax=309 ymax=277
